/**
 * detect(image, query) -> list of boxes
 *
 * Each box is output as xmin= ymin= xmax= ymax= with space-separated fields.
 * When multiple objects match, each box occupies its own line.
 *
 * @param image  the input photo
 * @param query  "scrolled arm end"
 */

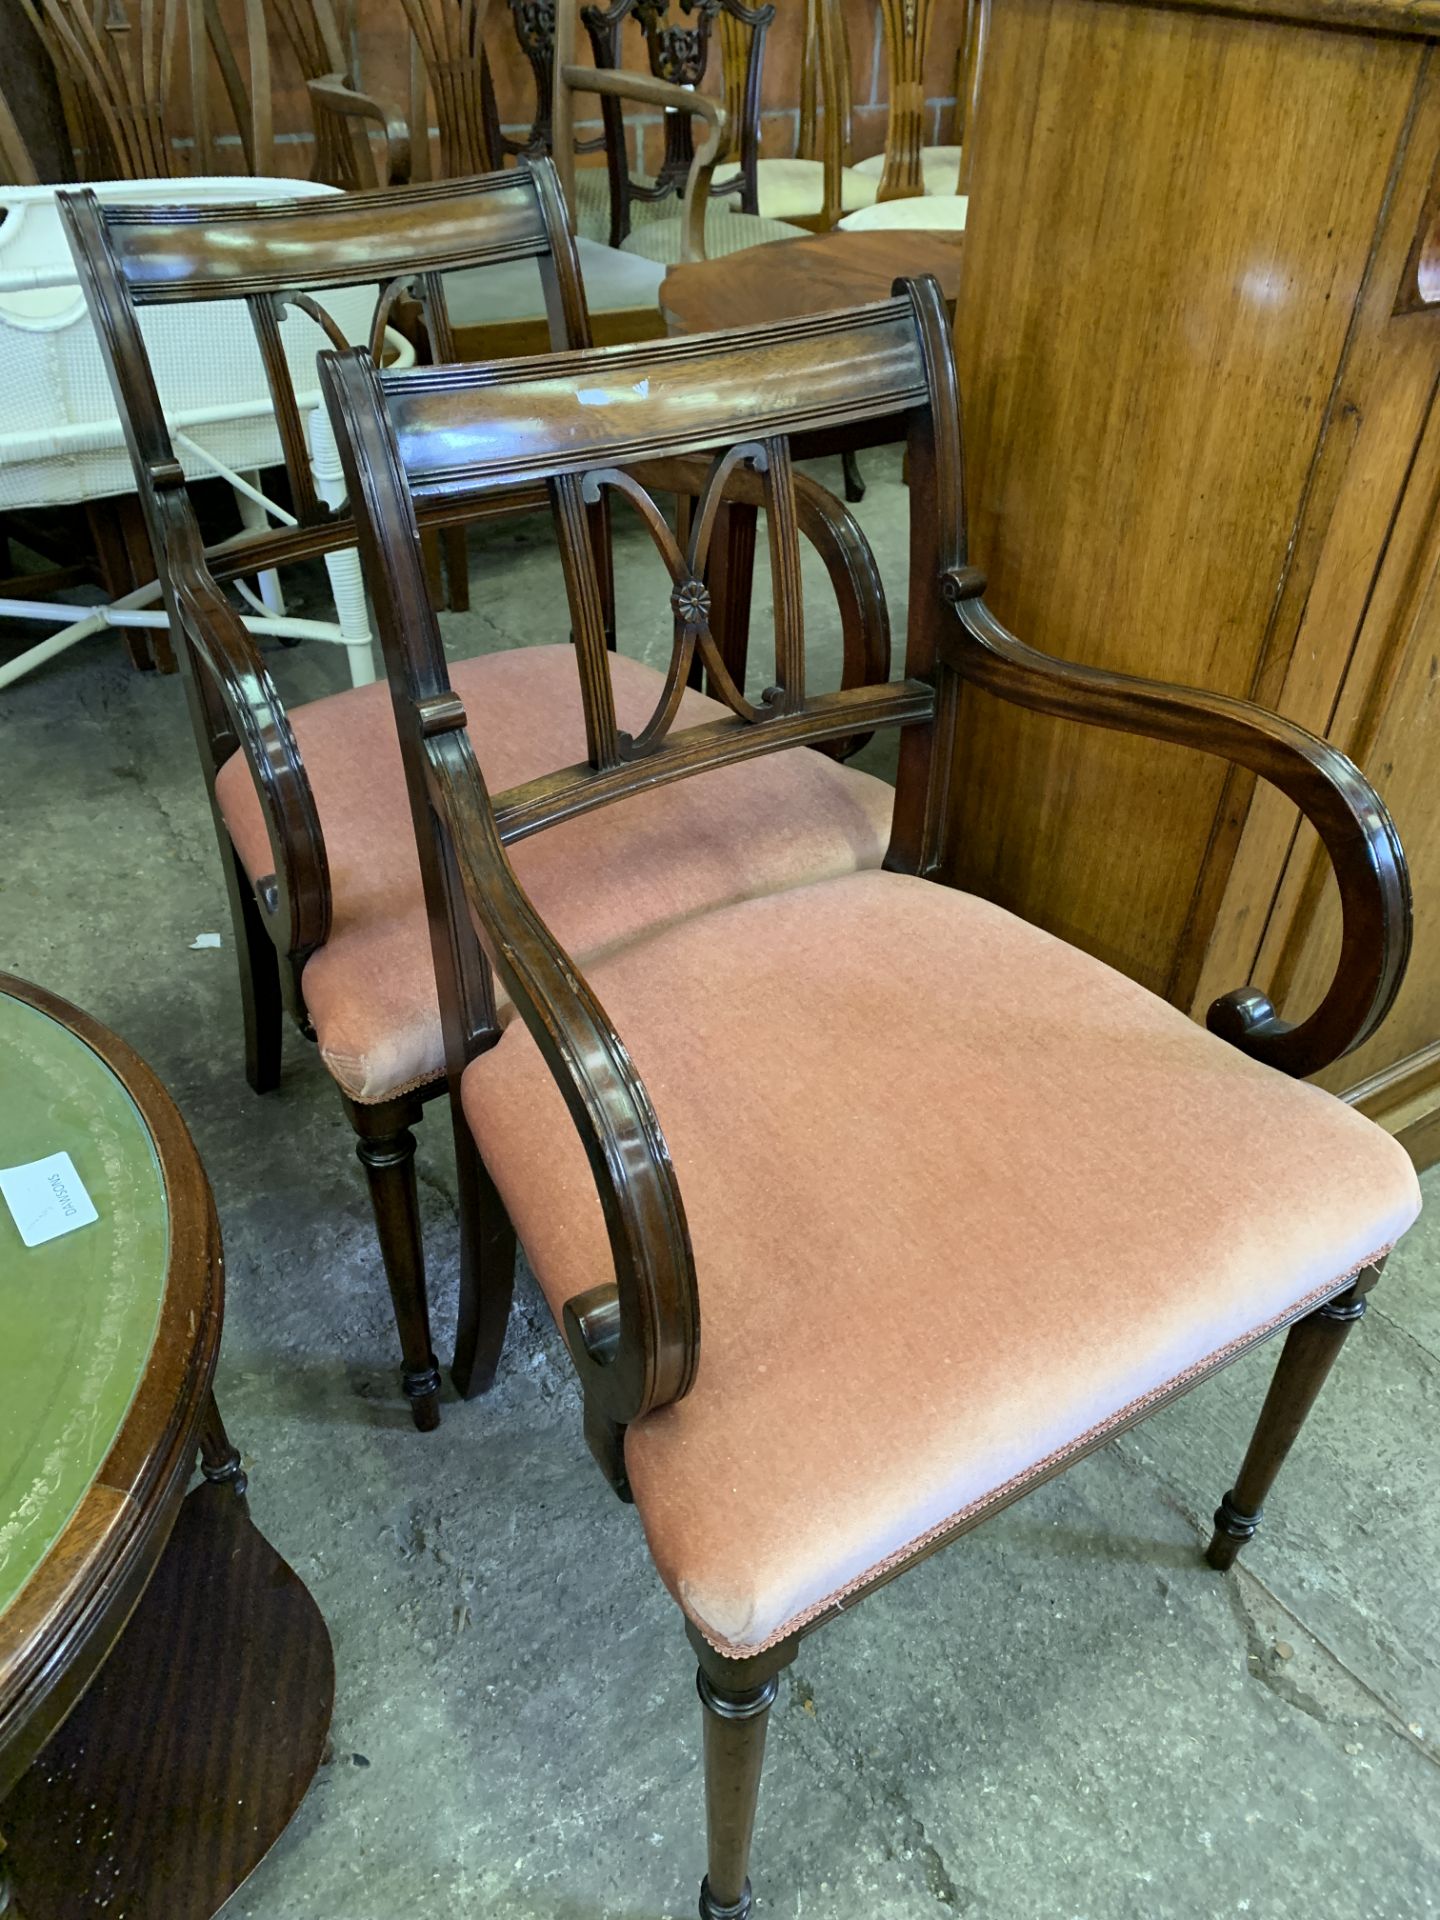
xmin=939 ymin=572 xmax=1412 ymax=1078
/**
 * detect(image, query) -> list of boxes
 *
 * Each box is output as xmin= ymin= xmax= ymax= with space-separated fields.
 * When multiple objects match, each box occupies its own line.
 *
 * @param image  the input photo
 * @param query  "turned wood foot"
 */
xmin=198 ymin=1392 xmax=248 ymax=1498
xmin=1205 ymin=1267 xmax=1381 ymax=1571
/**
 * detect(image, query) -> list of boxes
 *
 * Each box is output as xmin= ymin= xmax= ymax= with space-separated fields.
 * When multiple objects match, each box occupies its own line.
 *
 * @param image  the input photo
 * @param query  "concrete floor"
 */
xmin=3 ymin=453 xmax=1438 ymax=1920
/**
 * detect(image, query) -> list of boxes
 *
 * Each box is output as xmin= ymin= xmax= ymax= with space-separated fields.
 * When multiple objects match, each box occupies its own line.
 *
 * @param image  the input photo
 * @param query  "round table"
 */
xmin=0 ymin=976 xmax=333 ymax=1919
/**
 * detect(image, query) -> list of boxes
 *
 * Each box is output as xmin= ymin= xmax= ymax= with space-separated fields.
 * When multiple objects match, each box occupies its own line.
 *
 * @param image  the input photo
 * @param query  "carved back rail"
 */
xmin=65 ymin=164 xmax=587 ymax=530
xmin=318 ymin=274 xmax=962 ymax=1427
xmin=58 ymin=163 xmax=591 ymax=968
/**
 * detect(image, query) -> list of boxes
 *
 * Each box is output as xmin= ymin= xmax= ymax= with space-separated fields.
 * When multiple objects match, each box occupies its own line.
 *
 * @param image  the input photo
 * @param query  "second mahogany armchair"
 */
xmin=63 ymin=161 xmax=898 ymax=1433
xmin=318 ymin=276 xmax=1419 ymax=1913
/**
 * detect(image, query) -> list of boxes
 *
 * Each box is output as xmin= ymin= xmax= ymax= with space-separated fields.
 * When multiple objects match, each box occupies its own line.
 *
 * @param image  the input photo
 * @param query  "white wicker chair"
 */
xmin=0 ymin=176 xmax=409 ymax=692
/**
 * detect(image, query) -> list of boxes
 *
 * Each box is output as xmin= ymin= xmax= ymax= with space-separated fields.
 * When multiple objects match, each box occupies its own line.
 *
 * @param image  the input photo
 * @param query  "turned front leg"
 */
xmin=1207 ymin=1262 xmax=1383 ymax=1571
xmin=696 ymin=1665 xmax=779 ymax=1920
xmin=344 ymin=1093 xmax=442 ymax=1432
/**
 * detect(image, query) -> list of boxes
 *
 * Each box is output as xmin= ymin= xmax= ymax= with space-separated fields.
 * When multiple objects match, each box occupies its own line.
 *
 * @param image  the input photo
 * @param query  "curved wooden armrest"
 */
xmin=307 ymin=73 xmax=411 ymax=186
xmin=559 ymin=63 xmax=726 ymax=260
xmin=424 ymin=717 xmax=700 ymax=1426
xmin=156 ymin=492 xmax=331 ymax=962
xmin=939 ymin=567 xmax=1411 ymax=1077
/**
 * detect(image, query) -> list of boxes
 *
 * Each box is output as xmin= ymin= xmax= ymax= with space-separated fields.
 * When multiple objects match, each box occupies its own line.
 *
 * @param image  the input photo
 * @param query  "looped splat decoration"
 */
xmin=578 ymin=440 xmax=800 ymax=759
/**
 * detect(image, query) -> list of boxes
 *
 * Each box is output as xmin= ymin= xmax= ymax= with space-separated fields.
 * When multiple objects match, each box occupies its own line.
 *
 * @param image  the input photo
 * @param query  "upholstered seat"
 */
xmin=838 ymin=193 xmax=968 ymax=233
xmin=853 ymin=144 xmax=964 ymax=195
xmin=618 ymin=206 xmax=809 ymax=266
xmin=214 ymin=645 xmax=894 ymax=1103
xmin=443 ymin=237 xmax=666 ymax=329
xmin=712 ymin=157 xmax=880 ymax=219
xmin=459 ymin=868 xmax=1421 ymax=1656
xmin=571 ymin=167 xmax=672 ymax=243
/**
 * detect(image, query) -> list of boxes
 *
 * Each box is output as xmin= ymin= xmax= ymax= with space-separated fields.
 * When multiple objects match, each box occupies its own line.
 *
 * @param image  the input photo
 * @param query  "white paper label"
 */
xmin=0 ymin=1151 xmax=99 ymax=1248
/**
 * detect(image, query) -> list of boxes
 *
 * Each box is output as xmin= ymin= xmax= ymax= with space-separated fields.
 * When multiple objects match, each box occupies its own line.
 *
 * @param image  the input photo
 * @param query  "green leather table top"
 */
xmin=0 ymin=992 xmax=168 ymax=1620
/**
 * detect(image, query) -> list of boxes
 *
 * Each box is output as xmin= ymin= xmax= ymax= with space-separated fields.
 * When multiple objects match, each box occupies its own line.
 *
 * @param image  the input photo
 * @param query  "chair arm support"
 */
xmin=306 ymin=74 xmax=411 ymax=185
xmin=424 ymin=723 xmax=700 ymax=1426
xmin=157 ymin=492 xmax=332 ymax=962
xmin=559 ymin=63 xmax=727 ymax=261
xmin=939 ymin=567 xmax=1411 ymax=1077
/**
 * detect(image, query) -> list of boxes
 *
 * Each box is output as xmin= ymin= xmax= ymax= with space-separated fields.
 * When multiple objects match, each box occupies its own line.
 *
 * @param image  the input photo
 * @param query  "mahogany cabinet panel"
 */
xmin=950 ymin=0 xmax=1440 ymax=1161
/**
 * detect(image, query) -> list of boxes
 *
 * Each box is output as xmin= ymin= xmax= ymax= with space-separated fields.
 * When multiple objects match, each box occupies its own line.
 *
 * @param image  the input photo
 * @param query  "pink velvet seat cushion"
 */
xmin=213 ymin=645 xmax=894 ymax=1100
xmin=459 ymin=869 xmax=1421 ymax=1658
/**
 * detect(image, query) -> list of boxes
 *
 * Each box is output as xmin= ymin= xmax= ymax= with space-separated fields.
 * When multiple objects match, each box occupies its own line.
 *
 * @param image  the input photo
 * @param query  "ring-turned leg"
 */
xmin=1206 ymin=1262 xmax=1384 ymax=1571
xmin=691 ymin=1632 xmax=791 ymax=1920
xmin=343 ymin=1092 xmax=442 ymax=1432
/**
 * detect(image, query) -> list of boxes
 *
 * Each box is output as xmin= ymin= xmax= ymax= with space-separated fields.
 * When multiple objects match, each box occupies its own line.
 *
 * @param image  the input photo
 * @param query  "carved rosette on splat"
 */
xmin=577 ymin=440 xmax=802 ymax=760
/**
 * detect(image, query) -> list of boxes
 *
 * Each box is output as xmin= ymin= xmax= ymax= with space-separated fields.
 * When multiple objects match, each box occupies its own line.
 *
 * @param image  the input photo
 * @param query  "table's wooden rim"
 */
xmin=0 ymin=975 xmax=223 ymax=1796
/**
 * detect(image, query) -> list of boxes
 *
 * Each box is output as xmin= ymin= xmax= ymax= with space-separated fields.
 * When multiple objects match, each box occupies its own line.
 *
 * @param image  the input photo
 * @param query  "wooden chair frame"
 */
xmin=16 ymin=0 xmax=273 ymax=179
xmin=581 ymin=0 xmax=772 ymax=246
xmin=62 ymin=159 xmax=894 ymax=1433
xmin=553 ymin=0 xmax=733 ymax=265
xmin=58 ymin=166 xmax=590 ymax=1432
xmin=317 ymin=272 xmax=1410 ymax=1909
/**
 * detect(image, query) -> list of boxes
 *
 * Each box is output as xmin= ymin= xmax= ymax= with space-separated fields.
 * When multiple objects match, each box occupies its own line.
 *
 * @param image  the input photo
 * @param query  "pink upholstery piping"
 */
xmin=690 ymin=1249 xmax=1391 ymax=1661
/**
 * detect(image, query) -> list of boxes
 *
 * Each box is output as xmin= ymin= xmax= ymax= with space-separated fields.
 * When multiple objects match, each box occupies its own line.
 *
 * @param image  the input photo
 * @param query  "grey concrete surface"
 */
xmin=1 ymin=452 xmax=1437 ymax=1920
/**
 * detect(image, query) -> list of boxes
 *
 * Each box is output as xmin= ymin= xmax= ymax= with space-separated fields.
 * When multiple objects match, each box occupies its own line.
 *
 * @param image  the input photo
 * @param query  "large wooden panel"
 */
xmin=949 ymin=0 xmax=1422 ymax=988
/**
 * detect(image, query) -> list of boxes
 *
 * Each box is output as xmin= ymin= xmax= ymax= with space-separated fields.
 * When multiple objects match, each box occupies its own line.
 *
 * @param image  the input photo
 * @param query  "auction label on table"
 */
xmin=0 ymin=1150 xmax=99 ymax=1247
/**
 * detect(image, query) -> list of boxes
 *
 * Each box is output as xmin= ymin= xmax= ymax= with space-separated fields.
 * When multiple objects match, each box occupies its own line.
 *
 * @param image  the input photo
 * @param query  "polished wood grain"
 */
xmin=0 ymin=976 xmax=221 ymax=1804
xmin=318 ymin=274 xmax=1409 ymax=1912
xmin=950 ymin=0 xmax=1440 ymax=1159
xmin=0 ymin=1477 xmax=334 ymax=1920
xmin=660 ymin=224 xmax=964 ymax=332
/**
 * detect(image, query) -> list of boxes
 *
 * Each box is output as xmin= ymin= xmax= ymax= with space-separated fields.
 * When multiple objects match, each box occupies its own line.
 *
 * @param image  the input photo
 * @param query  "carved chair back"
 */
xmin=869 ymin=0 xmax=971 ymax=202
xmin=798 ymin=0 xmax=852 ymax=175
xmin=265 ymin=0 xmax=397 ymax=192
xmin=318 ymin=274 xmax=962 ymax=1429
xmin=488 ymin=0 xmax=594 ymax=162
xmin=59 ymin=163 xmax=591 ymax=975
xmin=394 ymin=0 xmax=503 ymax=178
xmin=16 ymin=0 xmax=272 ymax=178
xmin=582 ymin=0 xmax=772 ymax=242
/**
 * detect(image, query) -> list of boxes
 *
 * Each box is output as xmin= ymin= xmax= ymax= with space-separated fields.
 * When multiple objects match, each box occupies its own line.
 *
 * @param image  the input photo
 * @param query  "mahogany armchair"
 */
xmin=62 ymin=161 xmax=897 ymax=1433
xmin=319 ymin=276 xmax=1420 ymax=1912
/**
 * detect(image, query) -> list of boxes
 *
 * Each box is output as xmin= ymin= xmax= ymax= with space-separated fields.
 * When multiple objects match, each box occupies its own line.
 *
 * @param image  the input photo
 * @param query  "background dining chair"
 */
xmin=710 ymin=0 xmax=879 ymax=228
xmin=836 ymin=0 xmax=974 ymax=233
xmin=65 ymin=160 xmax=899 ymax=1432
xmin=320 ymin=273 xmax=1419 ymax=1913
xmin=15 ymin=0 xmax=272 ymax=179
xmin=556 ymin=0 xmax=806 ymax=268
